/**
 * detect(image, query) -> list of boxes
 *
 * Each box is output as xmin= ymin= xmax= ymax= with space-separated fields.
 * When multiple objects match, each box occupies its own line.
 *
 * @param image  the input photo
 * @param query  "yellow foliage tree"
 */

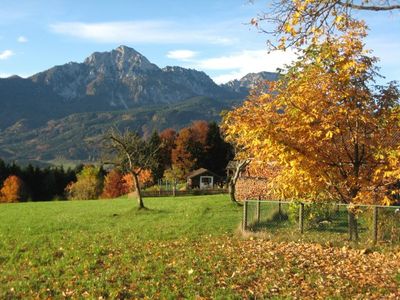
xmin=65 ymin=165 xmax=103 ymax=200
xmin=223 ymin=22 xmax=400 ymax=239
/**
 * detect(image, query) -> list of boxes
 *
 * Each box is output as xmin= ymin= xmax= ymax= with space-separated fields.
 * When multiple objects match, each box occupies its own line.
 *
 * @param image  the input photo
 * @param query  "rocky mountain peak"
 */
xmin=222 ymin=71 xmax=280 ymax=95
xmin=25 ymin=46 xmax=278 ymax=112
xmin=84 ymin=45 xmax=159 ymax=73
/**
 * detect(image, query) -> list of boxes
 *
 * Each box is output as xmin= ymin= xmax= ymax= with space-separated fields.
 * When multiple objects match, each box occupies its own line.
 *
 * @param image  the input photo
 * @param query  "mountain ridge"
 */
xmin=0 ymin=45 xmax=279 ymax=163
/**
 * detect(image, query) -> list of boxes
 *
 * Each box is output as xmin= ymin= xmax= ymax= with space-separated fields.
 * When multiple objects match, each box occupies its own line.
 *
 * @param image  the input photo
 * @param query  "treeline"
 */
xmin=0 ymin=121 xmax=233 ymax=203
xmin=0 ymin=160 xmax=79 ymax=202
xmin=149 ymin=121 xmax=233 ymax=181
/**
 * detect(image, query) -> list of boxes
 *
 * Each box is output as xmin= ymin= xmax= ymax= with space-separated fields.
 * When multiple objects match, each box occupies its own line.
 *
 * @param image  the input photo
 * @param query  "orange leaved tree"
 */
xmin=0 ymin=175 xmax=26 ymax=203
xmin=222 ymin=21 xmax=400 ymax=240
xmin=122 ymin=169 xmax=154 ymax=193
xmin=102 ymin=169 xmax=127 ymax=199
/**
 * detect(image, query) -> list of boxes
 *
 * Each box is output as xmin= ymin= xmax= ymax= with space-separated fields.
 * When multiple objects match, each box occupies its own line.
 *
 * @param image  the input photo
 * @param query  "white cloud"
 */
xmin=0 ymin=72 xmax=28 ymax=78
xmin=17 ymin=36 xmax=28 ymax=43
xmin=50 ymin=21 xmax=233 ymax=45
xmin=191 ymin=49 xmax=297 ymax=83
xmin=0 ymin=72 xmax=12 ymax=78
xmin=166 ymin=50 xmax=198 ymax=61
xmin=0 ymin=50 xmax=14 ymax=60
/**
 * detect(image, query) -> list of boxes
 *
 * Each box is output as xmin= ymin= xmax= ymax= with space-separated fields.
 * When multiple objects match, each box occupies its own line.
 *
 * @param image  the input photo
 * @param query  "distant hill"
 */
xmin=0 ymin=97 xmax=243 ymax=162
xmin=0 ymin=45 xmax=278 ymax=164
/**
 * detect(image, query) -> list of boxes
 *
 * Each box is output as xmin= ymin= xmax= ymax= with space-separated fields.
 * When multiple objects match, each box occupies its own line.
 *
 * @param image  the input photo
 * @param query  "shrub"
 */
xmin=66 ymin=165 xmax=103 ymax=200
xmin=288 ymin=201 xmax=338 ymax=228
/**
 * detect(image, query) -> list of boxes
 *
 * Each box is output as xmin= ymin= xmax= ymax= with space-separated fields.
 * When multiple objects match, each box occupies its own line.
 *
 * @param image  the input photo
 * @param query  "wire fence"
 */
xmin=141 ymin=188 xmax=228 ymax=197
xmin=243 ymin=200 xmax=400 ymax=245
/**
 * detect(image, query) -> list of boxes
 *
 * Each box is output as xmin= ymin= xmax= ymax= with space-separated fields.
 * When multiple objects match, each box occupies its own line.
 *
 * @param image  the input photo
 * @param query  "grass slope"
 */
xmin=0 ymin=195 xmax=399 ymax=299
xmin=0 ymin=96 xmax=241 ymax=163
xmin=0 ymin=194 xmax=240 ymax=242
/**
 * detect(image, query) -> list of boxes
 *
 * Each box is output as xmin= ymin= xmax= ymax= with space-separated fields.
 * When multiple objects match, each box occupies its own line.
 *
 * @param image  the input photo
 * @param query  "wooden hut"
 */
xmin=186 ymin=168 xmax=221 ymax=189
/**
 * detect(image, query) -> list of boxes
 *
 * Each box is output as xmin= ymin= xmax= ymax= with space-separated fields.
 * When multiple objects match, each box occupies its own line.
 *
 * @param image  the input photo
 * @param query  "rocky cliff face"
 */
xmin=222 ymin=71 xmax=280 ymax=95
xmin=0 ymin=45 xmax=279 ymax=132
xmin=30 ymin=45 xmax=231 ymax=108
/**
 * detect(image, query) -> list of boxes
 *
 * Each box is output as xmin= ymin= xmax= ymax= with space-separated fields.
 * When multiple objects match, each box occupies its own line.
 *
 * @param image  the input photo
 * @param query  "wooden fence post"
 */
xmin=299 ymin=203 xmax=304 ymax=234
xmin=373 ymin=206 xmax=378 ymax=244
xmin=243 ymin=200 xmax=248 ymax=231
xmin=256 ymin=198 xmax=261 ymax=224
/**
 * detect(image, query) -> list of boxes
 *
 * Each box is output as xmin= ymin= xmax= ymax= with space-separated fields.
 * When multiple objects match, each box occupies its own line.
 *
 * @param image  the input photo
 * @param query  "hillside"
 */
xmin=0 ymin=97 xmax=242 ymax=162
xmin=0 ymin=45 xmax=277 ymax=164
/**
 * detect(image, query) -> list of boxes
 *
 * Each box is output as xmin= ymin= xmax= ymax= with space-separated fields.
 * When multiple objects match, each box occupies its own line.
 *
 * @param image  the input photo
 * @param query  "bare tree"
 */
xmin=250 ymin=0 xmax=400 ymax=49
xmin=103 ymin=128 xmax=159 ymax=209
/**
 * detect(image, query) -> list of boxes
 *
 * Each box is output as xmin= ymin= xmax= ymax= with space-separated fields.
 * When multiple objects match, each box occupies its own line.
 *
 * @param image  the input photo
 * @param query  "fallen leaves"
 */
xmin=1 ymin=235 xmax=399 ymax=298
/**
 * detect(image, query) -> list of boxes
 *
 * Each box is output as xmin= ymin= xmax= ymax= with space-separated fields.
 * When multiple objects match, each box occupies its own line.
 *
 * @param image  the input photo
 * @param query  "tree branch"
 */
xmin=338 ymin=1 xmax=400 ymax=11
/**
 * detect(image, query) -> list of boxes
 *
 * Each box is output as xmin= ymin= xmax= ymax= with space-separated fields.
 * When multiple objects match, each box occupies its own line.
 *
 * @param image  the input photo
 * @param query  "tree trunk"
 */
xmin=228 ymin=180 xmax=237 ymax=203
xmin=132 ymin=172 xmax=145 ymax=209
xmin=228 ymin=159 xmax=250 ymax=204
xmin=348 ymin=210 xmax=359 ymax=241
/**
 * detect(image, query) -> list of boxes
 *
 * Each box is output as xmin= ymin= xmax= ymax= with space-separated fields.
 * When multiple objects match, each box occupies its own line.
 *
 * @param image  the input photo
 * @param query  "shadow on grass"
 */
xmin=114 ymin=208 xmax=172 ymax=218
xmin=249 ymin=219 xmax=293 ymax=232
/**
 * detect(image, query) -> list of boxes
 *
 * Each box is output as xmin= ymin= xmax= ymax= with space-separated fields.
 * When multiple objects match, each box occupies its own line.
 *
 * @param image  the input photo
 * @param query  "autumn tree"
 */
xmin=66 ymin=165 xmax=103 ymax=200
xmin=163 ymin=166 xmax=186 ymax=185
xmin=223 ymin=21 xmax=400 ymax=240
xmin=171 ymin=121 xmax=211 ymax=176
xmin=171 ymin=127 xmax=197 ymax=176
xmin=0 ymin=175 xmax=26 ymax=203
xmin=103 ymin=129 xmax=159 ymax=209
xmin=252 ymin=0 xmax=400 ymax=50
xmin=159 ymin=128 xmax=177 ymax=170
xmin=122 ymin=169 xmax=154 ymax=192
xmin=190 ymin=120 xmax=210 ymax=168
xmin=203 ymin=122 xmax=234 ymax=176
xmin=101 ymin=169 xmax=127 ymax=199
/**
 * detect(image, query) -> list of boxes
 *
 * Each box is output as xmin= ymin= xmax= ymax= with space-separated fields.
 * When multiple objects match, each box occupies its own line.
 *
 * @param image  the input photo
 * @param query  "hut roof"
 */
xmin=186 ymin=168 xmax=219 ymax=179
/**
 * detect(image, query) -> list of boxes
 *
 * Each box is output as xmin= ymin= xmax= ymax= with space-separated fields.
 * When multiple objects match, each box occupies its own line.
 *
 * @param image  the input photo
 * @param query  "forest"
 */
xmin=0 ymin=121 xmax=232 ymax=203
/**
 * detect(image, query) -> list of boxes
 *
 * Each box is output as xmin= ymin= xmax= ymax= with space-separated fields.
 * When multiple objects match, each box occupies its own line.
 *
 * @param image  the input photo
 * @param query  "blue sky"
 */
xmin=0 ymin=0 xmax=399 ymax=83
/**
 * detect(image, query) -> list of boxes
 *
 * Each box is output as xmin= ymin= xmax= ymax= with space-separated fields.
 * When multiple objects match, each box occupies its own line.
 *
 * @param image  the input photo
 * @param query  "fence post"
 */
xmin=373 ymin=206 xmax=378 ymax=244
xmin=278 ymin=200 xmax=282 ymax=220
xmin=299 ymin=202 xmax=304 ymax=234
xmin=172 ymin=179 xmax=176 ymax=197
xmin=256 ymin=197 xmax=261 ymax=224
xmin=243 ymin=200 xmax=248 ymax=231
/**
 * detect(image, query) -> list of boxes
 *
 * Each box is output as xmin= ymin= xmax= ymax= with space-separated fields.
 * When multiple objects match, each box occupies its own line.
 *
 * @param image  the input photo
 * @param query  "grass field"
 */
xmin=0 ymin=195 xmax=399 ymax=299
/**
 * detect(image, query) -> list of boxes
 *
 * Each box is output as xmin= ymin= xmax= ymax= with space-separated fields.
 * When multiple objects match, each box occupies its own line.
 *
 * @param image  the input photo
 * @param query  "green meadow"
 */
xmin=0 ymin=195 xmax=399 ymax=299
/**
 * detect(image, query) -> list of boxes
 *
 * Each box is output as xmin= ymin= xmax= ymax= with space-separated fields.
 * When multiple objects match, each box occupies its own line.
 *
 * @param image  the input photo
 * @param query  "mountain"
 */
xmin=30 ymin=45 xmax=233 ymax=109
xmin=0 ymin=45 xmax=278 ymax=164
xmin=222 ymin=71 xmax=280 ymax=96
